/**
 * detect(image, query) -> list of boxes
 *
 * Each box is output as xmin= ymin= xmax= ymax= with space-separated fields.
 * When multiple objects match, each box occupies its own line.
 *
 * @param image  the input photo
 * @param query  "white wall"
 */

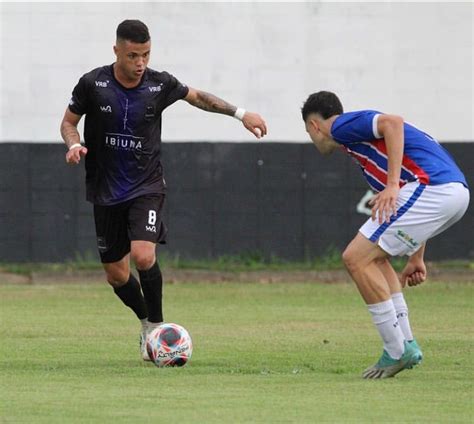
xmin=0 ymin=1 xmax=472 ymax=142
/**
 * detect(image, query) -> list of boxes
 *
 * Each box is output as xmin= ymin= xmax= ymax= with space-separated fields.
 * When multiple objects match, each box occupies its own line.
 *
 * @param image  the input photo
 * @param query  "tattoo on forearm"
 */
xmin=191 ymin=91 xmax=236 ymax=116
xmin=61 ymin=123 xmax=81 ymax=148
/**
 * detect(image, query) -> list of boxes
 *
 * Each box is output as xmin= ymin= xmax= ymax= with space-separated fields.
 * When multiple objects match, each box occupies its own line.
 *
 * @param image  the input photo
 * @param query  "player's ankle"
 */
xmin=146 ymin=320 xmax=162 ymax=332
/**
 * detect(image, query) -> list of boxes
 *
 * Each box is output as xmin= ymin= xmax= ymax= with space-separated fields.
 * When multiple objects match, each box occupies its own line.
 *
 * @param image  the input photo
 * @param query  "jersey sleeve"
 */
xmin=331 ymin=111 xmax=382 ymax=145
xmin=68 ymin=75 xmax=90 ymax=115
xmin=162 ymin=73 xmax=189 ymax=109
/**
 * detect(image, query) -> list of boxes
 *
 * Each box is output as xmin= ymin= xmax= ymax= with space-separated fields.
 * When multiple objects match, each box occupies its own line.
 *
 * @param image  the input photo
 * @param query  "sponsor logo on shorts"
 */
xmin=395 ymin=230 xmax=419 ymax=248
xmin=97 ymin=237 xmax=108 ymax=252
xmin=146 ymin=225 xmax=157 ymax=233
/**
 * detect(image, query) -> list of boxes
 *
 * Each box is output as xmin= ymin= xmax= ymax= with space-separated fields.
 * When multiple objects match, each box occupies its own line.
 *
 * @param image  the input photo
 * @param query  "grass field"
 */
xmin=1 ymin=280 xmax=472 ymax=423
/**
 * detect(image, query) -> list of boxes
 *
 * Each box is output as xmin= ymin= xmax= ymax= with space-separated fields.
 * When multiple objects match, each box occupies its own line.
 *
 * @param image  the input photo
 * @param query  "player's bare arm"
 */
xmin=400 ymin=243 xmax=427 ymax=287
xmin=369 ymin=114 xmax=404 ymax=223
xmin=60 ymin=109 xmax=88 ymax=165
xmin=184 ymin=87 xmax=267 ymax=138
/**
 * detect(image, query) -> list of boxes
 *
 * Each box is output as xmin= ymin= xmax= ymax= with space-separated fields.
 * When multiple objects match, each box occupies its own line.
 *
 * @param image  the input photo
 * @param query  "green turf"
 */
xmin=2 ymin=254 xmax=472 ymax=275
xmin=1 ymin=281 xmax=472 ymax=423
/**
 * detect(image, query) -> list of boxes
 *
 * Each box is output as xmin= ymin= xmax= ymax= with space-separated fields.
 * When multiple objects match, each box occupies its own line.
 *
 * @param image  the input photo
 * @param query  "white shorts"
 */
xmin=359 ymin=182 xmax=470 ymax=257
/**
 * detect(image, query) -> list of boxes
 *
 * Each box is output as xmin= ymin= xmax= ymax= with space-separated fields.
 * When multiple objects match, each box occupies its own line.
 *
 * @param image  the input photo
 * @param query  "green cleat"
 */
xmin=406 ymin=339 xmax=423 ymax=368
xmin=408 ymin=338 xmax=422 ymax=353
xmin=362 ymin=341 xmax=422 ymax=379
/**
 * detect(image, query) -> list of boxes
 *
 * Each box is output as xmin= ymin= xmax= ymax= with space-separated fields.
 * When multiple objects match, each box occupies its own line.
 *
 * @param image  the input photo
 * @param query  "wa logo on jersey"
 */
xmin=100 ymin=105 xmax=112 ymax=113
xmin=95 ymin=80 xmax=109 ymax=88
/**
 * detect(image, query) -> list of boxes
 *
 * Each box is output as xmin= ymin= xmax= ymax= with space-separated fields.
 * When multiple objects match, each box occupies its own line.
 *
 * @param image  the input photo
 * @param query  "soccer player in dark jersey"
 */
xmin=60 ymin=20 xmax=267 ymax=361
xmin=301 ymin=91 xmax=469 ymax=379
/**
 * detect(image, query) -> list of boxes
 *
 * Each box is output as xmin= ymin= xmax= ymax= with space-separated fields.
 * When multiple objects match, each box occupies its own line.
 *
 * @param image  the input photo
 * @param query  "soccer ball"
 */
xmin=146 ymin=323 xmax=193 ymax=367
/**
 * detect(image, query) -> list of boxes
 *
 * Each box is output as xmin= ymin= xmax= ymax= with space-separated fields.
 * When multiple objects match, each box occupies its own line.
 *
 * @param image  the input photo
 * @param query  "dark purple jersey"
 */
xmin=68 ymin=64 xmax=189 ymax=205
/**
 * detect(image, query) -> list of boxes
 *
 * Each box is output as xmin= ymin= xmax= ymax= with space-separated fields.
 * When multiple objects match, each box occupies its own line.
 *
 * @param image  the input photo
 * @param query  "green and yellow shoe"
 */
xmin=362 ymin=341 xmax=422 ymax=379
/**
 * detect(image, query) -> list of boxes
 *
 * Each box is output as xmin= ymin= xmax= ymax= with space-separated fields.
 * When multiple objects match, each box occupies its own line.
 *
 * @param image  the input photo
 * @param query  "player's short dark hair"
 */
xmin=301 ymin=91 xmax=343 ymax=121
xmin=116 ymin=20 xmax=150 ymax=44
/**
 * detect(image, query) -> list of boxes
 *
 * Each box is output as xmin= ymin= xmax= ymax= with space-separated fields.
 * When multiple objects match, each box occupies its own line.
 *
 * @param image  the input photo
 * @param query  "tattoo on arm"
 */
xmin=189 ymin=90 xmax=236 ymax=116
xmin=61 ymin=122 xmax=81 ymax=149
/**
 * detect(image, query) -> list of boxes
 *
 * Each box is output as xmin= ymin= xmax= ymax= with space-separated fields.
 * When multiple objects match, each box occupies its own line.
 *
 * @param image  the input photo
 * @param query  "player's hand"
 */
xmin=369 ymin=184 xmax=399 ymax=224
xmin=66 ymin=146 xmax=88 ymax=165
xmin=242 ymin=112 xmax=267 ymax=139
xmin=400 ymin=260 xmax=427 ymax=287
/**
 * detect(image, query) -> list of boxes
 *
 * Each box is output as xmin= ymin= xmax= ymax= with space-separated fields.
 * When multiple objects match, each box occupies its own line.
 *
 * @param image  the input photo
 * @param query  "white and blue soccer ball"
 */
xmin=146 ymin=323 xmax=193 ymax=367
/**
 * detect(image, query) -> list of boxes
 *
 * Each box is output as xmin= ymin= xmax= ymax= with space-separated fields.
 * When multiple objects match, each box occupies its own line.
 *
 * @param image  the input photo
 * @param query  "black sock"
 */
xmin=138 ymin=261 xmax=163 ymax=323
xmin=113 ymin=274 xmax=148 ymax=320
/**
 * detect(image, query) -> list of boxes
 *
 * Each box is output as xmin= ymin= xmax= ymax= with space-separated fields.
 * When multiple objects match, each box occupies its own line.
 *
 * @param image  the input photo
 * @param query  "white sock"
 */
xmin=392 ymin=292 xmax=414 ymax=341
xmin=141 ymin=319 xmax=163 ymax=335
xmin=146 ymin=320 xmax=162 ymax=333
xmin=368 ymin=299 xmax=405 ymax=359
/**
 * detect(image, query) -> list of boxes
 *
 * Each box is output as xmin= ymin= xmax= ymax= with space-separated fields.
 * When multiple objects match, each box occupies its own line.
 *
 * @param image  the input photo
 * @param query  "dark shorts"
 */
xmin=93 ymin=195 xmax=167 ymax=263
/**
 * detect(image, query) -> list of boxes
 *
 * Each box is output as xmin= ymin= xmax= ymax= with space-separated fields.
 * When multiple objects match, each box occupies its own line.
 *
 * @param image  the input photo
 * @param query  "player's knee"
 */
xmin=132 ymin=253 xmax=156 ymax=271
xmin=105 ymin=269 xmax=129 ymax=287
xmin=342 ymin=247 xmax=360 ymax=274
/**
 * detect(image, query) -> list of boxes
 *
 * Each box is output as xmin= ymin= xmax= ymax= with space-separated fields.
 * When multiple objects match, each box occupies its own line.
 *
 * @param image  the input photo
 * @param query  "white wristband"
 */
xmin=233 ymin=107 xmax=246 ymax=121
xmin=68 ymin=143 xmax=83 ymax=150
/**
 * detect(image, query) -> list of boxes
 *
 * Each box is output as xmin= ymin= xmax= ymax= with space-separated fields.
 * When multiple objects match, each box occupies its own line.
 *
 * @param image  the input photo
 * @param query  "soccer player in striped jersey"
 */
xmin=301 ymin=91 xmax=469 ymax=379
